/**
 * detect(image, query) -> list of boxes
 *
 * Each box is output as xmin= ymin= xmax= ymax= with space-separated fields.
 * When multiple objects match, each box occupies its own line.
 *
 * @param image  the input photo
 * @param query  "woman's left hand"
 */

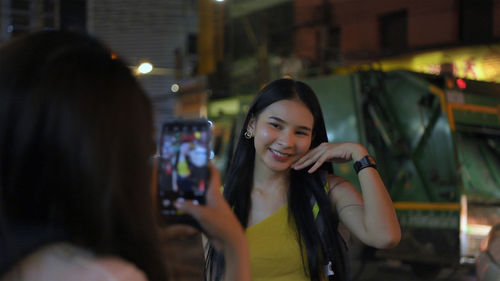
xmin=292 ymin=142 xmax=368 ymax=173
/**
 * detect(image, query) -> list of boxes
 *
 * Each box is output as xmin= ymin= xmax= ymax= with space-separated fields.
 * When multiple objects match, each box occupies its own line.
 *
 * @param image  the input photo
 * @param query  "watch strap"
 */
xmin=353 ymin=155 xmax=377 ymax=174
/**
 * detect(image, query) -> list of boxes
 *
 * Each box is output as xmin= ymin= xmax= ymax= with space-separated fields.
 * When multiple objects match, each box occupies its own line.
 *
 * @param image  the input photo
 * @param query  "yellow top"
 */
xmin=246 ymin=204 xmax=310 ymax=281
xmin=176 ymin=159 xmax=190 ymax=176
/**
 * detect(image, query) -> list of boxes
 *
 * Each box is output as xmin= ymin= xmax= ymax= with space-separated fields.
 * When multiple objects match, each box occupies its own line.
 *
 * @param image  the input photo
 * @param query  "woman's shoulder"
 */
xmin=326 ymin=174 xmax=350 ymax=192
xmin=96 ymin=256 xmax=149 ymax=281
xmin=1 ymin=242 xmax=148 ymax=281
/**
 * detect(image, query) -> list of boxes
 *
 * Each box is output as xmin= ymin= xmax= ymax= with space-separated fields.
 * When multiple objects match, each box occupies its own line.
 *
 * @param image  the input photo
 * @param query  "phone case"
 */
xmin=157 ymin=118 xmax=211 ymax=227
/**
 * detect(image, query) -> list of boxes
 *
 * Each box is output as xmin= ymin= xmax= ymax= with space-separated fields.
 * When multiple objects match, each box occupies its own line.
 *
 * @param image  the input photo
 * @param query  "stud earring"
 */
xmin=244 ymin=130 xmax=253 ymax=139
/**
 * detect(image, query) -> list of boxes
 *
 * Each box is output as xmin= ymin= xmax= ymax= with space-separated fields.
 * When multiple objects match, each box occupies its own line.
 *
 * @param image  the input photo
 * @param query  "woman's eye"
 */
xmin=296 ymin=131 xmax=309 ymax=136
xmin=269 ymin=123 xmax=281 ymax=129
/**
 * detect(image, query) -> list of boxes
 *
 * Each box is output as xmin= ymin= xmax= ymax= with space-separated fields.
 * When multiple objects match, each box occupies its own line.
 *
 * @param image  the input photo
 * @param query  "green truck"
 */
xmin=208 ymin=70 xmax=500 ymax=275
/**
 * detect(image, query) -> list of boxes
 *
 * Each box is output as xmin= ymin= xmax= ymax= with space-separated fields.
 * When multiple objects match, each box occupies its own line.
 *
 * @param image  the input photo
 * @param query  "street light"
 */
xmin=171 ymin=84 xmax=179 ymax=93
xmin=137 ymin=62 xmax=153 ymax=74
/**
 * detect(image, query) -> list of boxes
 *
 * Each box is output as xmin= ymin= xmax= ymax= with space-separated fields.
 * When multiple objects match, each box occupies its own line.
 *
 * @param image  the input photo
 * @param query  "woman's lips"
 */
xmin=269 ymin=148 xmax=293 ymax=162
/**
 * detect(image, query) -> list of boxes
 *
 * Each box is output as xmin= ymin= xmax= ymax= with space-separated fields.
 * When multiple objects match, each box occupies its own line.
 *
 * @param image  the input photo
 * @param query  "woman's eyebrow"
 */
xmin=269 ymin=116 xmax=285 ymax=123
xmin=268 ymin=116 xmax=312 ymax=131
xmin=297 ymin=126 xmax=312 ymax=132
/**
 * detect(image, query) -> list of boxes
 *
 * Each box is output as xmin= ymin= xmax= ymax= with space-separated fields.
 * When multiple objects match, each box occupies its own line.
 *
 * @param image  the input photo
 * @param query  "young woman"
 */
xmin=206 ymin=78 xmax=401 ymax=281
xmin=0 ymin=30 xmax=249 ymax=281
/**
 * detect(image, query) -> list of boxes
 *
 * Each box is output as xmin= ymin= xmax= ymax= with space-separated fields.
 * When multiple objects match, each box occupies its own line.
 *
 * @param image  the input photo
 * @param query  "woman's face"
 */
xmin=248 ymin=99 xmax=314 ymax=173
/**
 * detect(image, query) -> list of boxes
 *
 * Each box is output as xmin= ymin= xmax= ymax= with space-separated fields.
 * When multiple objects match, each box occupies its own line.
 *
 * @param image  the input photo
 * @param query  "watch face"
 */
xmin=354 ymin=155 xmax=376 ymax=173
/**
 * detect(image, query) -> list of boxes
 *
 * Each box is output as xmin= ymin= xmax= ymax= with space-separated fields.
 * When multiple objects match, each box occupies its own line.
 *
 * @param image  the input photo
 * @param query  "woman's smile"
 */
xmin=268 ymin=148 xmax=294 ymax=162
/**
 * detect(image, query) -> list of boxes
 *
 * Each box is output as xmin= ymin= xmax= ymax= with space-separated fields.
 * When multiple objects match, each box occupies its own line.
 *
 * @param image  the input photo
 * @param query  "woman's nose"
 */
xmin=277 ymin=131 xmax=294 ymax=147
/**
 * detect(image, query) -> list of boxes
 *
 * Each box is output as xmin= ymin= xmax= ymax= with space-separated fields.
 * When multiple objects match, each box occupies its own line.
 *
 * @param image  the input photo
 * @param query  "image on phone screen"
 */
xmin=157 ymin=120 xmax=210 ymax=219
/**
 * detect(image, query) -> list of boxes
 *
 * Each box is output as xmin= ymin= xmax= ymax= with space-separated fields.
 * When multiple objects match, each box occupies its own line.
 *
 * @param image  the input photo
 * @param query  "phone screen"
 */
xmin=157 ymin=119 xmax=210 ymax=222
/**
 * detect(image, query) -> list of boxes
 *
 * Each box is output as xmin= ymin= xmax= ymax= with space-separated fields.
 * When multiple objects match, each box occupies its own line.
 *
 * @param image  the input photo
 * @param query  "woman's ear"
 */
xmin=247 ymin=117 xmax=256 ymax=133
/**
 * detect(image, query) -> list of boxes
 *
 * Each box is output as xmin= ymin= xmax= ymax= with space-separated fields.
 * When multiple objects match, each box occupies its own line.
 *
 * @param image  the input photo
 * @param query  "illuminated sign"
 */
xmin=378 ymin=44 xmax=500 ymax=83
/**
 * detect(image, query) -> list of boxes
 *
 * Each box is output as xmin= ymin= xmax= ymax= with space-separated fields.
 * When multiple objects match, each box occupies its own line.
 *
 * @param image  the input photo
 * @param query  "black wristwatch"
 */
xmin=353 ymin=155 xmax=377 ymax=174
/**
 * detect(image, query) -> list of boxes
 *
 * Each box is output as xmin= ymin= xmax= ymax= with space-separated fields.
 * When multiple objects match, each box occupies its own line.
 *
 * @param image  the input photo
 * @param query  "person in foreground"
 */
xmin=0 ymin=30 xmax=250 ymax=281
xmin=206 ymin=78 xmax=401 ymax=281
xmin=476 ymin=224 xmax=500 ymax=281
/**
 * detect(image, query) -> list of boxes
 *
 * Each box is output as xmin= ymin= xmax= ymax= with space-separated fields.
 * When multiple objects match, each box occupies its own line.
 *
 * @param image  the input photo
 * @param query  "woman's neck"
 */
xmin=252 ymin=163 xmax=289 ymax=196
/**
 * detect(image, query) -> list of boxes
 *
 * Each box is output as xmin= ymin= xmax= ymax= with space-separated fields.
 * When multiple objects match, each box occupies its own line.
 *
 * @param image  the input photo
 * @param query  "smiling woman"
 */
xmin=205 ymin=78 xmax=401 ymax=281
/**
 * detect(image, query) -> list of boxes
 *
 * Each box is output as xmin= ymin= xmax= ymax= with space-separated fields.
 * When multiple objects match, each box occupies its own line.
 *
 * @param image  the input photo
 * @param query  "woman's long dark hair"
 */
xmin=206 ymin=79 xmax=347 ymax=281
xmin=0 ymin=31 xmax=168 ymax=280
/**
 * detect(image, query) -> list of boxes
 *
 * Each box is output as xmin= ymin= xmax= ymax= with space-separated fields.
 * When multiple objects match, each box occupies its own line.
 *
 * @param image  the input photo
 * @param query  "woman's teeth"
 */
xmin=271 ymin=149 xmax=289 ymax=157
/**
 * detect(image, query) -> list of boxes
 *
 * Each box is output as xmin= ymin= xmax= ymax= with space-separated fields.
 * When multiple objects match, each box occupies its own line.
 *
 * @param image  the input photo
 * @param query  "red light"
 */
xmin=456 ymin=78 xmax=467 ymax=89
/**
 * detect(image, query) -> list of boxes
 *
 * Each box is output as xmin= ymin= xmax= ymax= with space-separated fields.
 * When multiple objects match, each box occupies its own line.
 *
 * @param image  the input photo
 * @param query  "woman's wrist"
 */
xmin=222 ymin=233 xmax=250 ymax=281
xmin=223 ymin=231 xmax=248 ymax=255
xmin=351 ymin=143 xmax=369 ymax=161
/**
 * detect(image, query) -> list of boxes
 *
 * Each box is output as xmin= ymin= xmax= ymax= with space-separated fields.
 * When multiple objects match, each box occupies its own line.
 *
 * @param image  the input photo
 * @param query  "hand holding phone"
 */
xmin=157 ymin=118 xmax=211 ymax=226
xmin=174 ymin=164 xmax=251 ymax=281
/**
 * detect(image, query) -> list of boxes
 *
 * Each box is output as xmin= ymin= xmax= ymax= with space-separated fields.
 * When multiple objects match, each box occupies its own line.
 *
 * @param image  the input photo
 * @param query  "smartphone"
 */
xmin=157 ymin=118 xmax=211 ymax=226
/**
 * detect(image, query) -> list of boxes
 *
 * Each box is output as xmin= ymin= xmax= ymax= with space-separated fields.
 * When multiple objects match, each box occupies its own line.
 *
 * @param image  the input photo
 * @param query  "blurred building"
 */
xmin=0 ymin=0 xmax=213 ymax=129
xmin=296 ymin=0 xmax=499 ymax=61
xmin=212 ymin=0 xmax=500 ymax=97
xmin=294 ymin=0 xmax=500 ymax=82
xmin=87 ymin=0 xmax=205 ymax=127
xmin=209 ymin=0 xmax=294 ymax=97
xmin=0 ymin=0 xmax=85 ymax=42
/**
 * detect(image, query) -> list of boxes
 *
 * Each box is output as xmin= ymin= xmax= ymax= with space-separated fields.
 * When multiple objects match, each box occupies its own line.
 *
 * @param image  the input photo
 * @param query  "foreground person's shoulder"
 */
xmin=1 ymin=243 xmax=149 ymax=281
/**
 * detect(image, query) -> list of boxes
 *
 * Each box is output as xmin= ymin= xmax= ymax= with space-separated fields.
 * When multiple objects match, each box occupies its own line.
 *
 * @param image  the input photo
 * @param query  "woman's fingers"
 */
xmin=205 ymin=164 xmax=221 ymax=206
xmin=293 ymin=143 xmax=332 ymax=169
xmin=174 ymin=199 xmax=205 ymax=220
xmin=307 ymin=153 xmax=330 ymax=173
xmin=293 ymin=147 xmax=323 ymax=169
xmin=292 ymin=155 xmax=313 ymax=169
xmin=294 ymin=142 xmax=363 ymax=171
